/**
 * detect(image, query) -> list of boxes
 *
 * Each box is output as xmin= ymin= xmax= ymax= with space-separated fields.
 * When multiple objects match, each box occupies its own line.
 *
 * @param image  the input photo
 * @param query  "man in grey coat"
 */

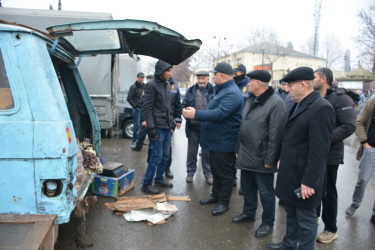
xmin=233 ymin=70 xmax=287 ymax=238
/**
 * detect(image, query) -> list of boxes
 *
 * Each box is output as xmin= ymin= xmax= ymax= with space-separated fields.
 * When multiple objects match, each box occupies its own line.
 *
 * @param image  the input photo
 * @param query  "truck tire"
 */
xmin=122 ymin=119 xmax=133 ymax=139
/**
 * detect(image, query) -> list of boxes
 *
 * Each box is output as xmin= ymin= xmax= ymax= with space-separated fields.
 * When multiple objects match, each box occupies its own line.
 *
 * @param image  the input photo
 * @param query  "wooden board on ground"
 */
xmin=0 ymin=214 xmax=57 ymax=250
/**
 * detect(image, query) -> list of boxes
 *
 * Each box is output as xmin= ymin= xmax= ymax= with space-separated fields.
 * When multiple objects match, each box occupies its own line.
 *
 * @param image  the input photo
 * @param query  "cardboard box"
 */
xmin=91 ymin=169 xmax=134 ymax=197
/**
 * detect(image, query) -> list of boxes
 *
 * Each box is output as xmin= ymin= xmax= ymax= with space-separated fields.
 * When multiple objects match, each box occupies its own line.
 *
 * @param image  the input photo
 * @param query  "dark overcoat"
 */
xmin=275 ymin=91 xmax=335 ymax=208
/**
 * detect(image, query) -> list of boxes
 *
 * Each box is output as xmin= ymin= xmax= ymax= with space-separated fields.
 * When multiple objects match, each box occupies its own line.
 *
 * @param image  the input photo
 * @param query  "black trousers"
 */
xmin=283 ymin=202 xmax=317 ymax=250
xmin=317 ymin=164 xmax=339 ymax=233
xmin=209 ymin=151 xmax=235 ymax=206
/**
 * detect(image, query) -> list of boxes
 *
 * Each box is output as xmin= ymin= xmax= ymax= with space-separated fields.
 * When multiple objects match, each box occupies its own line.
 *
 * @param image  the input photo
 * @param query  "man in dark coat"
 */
xmin=268 ymin=67 xmax=335 ymax=250
xmin=127 ymin=72 xmax=145 ymax=147
xmin=313 ymin=68 xmax=356 ymax=244
xmin=182 ymin=62 xmax=243 ymax=216
xmin=233 ymin=70 xmax=287 ymax=238
xmin=182 ymin=71 xmax=214 ymax=184
xmin=141 ymin=60 xmax=174 ymax=195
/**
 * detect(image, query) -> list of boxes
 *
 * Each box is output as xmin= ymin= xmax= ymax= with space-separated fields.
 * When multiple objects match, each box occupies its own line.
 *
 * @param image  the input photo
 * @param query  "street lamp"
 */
xmin=213 ymin=36 xmax=226 ymax=65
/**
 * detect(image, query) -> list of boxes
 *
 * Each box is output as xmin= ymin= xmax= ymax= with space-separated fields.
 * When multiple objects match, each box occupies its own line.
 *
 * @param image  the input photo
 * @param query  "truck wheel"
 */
xmin=122 ymin=119 xmax=133 ymax=139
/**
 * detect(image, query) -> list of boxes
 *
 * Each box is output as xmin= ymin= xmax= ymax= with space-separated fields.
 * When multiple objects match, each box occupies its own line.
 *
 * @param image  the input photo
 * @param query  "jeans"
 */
xmin=143 ymin=129 xmax=171 ymax=185
xmin=282 ymin=202 xmax=317 ymax=250
xmin=209 ymin=151 xmax=235 ymax=206
xmin=317 ymin=164 xmax=339 ymax=233
xmin=186 ymin=129 xmax=211 ymax=178
xmin=132 ymin=108 xmax=141 ymax=143
xmin=351 ymin=147 xmax=375 ymax=216
xmin=241 ymin=170 xmax=275 ymax=226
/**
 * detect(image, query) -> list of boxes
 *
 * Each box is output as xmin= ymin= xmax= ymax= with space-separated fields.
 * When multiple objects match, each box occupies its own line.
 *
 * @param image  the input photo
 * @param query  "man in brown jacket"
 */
xmin=345 ymin=97 xmax=375 ymax=225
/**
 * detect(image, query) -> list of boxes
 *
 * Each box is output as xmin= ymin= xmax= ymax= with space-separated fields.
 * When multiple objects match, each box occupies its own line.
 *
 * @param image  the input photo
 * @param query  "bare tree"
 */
xmin=242 ymin=28 xmax=292 ymax=82
xmin=320 ymin=35 xmax=344 ymax=69
xmin=300 ymin=36 xmax=315 ymax=55
xmin=245 ymin=27 xmax=279 ymax=46
xmin=356 ymin=1 xmax=375 ymax=74
xmin=172 ymin=58 xmax=192 ymax=88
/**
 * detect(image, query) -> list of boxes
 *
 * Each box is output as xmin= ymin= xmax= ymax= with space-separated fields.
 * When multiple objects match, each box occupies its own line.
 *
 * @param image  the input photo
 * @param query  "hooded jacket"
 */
xmin=142 ymin=60 xmax=174 ymax=130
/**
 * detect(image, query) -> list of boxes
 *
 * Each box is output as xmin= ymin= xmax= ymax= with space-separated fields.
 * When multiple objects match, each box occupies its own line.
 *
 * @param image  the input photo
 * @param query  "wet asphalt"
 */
xmin=56 ymin=121 xmax=375 ymax=250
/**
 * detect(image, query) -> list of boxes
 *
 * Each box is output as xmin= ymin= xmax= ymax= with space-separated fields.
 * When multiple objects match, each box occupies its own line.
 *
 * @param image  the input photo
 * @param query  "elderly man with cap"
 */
xmin=183 ymin=62 xmax=243 ymax=216
xmin=268 ymin=67 xmax=335 ymax=250
xmin=182 ymin=70 xmax=214 ymax=184
xmin=233 ymin=70 xmax=287 ymax=238
xmin=127 ymin=72 xmax=145 ymax=147
xmin=141 ymin=60 xmax=174 ymax=195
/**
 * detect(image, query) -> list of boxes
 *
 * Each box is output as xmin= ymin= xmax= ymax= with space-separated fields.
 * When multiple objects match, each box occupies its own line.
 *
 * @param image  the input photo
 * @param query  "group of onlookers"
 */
xmin=127 ymin=60 xmax=374 ymax=250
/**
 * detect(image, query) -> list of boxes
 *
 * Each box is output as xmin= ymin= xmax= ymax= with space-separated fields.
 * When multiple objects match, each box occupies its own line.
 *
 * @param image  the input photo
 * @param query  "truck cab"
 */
xmin=0 ymin=19 xmax=201 ymax=224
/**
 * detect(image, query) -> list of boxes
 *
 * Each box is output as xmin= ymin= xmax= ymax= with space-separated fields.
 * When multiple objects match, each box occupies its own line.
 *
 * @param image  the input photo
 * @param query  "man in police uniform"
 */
xmin=268 ymin=67 xmax=335 ymax=250
xmin=233 ymin=63 xmax=250 ymax=189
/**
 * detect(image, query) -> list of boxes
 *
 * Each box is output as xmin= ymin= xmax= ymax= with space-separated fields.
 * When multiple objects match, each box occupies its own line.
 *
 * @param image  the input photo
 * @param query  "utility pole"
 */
xmin=58 ymin=0 xmax=62 ymax=10
xmin=313 ymin=0 xmax=322 ymax=57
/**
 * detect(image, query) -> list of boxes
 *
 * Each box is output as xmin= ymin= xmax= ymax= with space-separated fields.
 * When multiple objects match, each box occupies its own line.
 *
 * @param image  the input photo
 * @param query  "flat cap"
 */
xmin=281 ymin=67 xmax=314 ymax=83
xmin=196 ymin=70 xmax=209 ymax=76
xmin=246 ymin=70 xmax=271 ymax=82
xmin=210 ymin=62 xmax=233 ymax=75
xmin=233 ymin=63 xmax=246 ymax=73
xmin=137 ymin=72 xmax=145 ymax=78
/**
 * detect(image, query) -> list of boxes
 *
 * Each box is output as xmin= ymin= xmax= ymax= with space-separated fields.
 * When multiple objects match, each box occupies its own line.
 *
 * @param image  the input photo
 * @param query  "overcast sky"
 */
xmin=2 ymin=0 xmax=371 ymax=67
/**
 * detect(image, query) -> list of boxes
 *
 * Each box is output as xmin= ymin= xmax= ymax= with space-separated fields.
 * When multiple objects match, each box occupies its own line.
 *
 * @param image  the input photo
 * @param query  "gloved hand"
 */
xmin=147 ymin=128 xmax=157 ymax=141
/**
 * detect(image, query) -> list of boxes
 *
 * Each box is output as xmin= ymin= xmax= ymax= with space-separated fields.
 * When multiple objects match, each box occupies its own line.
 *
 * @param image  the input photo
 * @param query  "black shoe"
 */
xmin=239 ymin=189 xmax=243 ymax=195
xmin=255 ymin=224 xmax=273 ymax=238
xmin=278 ymin=199 xmax=284 ymax=206
xmin=267 ymin=242 xmax=297 ymax=250
xmin=132 ymin=147 xmax=142 ymax=151
xmin=155 ymin=180 xmax=173 ymax=188
xmin=233 ymin=180 xmax=237 ymax=187
xmin=212 ymin=204 xmax=229 ymax=216
xmin=232 ymin=213 xmax=255 ymax=223
xmin=142 ymin=184 xmax=160 ymax=195
xmin=371 ymin=215 xmax=375 ymax=225
xmin=200 ymin=196 xmax=218 ymax=205
xmin=165 ymin=169 xmax=174 ymax=179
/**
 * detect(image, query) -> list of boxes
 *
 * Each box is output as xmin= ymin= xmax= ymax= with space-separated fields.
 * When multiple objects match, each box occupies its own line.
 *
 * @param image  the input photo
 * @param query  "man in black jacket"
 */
xmin=141 ymin=60 xmax=174 ymax=195
xmin=313 ymin=68 xmax=356 ymax=244
xmin=127 ymin=72 xmax=145 ymax=148
xmin=268 ymin=67 xmax=335 ymax=250
xmin=233 ymin=70 xmax=287 ymax=238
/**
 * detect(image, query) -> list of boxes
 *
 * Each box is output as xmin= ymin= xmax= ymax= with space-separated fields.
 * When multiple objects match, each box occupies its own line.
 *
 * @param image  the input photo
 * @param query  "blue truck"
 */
xmin=0 ymin=19 xmax=201 ymax=227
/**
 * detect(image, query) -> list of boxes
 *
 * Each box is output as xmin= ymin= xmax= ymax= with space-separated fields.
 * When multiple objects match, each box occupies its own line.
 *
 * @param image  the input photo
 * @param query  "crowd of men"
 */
xmin=127 ymin=60 xmax=374 ymax=250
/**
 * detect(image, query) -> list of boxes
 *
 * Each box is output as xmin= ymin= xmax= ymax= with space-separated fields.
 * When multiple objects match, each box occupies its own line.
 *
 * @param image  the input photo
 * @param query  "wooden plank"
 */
xmin=0 ymin=214 xmax=56 ymax=224
xmin=0 ymin=214 xmax=56 ymax=250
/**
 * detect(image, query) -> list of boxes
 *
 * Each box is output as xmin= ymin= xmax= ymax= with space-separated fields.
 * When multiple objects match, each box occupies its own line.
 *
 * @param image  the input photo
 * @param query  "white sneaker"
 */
xmin=317 ymin=230 xmax=337 ymax=243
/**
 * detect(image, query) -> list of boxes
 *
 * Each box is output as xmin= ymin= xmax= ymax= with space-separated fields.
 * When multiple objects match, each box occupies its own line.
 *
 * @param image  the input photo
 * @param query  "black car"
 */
xmin=118 ymin=106 xmax=134 ymax=139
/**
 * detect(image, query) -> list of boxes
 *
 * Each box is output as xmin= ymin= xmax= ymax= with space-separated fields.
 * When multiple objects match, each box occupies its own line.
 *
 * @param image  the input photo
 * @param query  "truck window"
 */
xmin=0 ymin=49 xmax=14 ymax=110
